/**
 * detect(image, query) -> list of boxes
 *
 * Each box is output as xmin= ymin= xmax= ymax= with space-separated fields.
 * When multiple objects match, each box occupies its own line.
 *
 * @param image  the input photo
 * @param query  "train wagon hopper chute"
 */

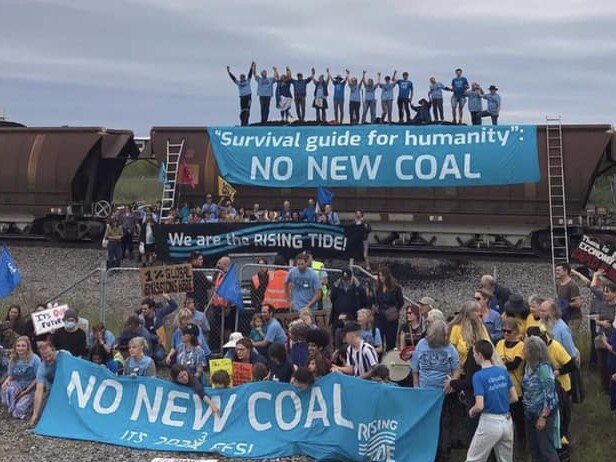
xmin=0 ymin=126 xmax=140 ymax=240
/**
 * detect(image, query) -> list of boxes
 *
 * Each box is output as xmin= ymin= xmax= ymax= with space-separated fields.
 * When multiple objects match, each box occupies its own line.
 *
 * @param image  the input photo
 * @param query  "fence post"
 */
xmin=99 ymin=267 xmax=108 ymax=324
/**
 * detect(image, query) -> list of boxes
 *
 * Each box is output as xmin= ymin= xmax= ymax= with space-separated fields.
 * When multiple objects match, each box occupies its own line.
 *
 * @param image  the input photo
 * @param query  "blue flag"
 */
xmin=157 ymin=161 xmax=167 ymax=184
xmin=317 ymin=186 xmax=333 ymax=206
xmin=0 ymin=246 xmax=22 ymax=298
xmin=215 ymin=264 xmax=243 ymax=310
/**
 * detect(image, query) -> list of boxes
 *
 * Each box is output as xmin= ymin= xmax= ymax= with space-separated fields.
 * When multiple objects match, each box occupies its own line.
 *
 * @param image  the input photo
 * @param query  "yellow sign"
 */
xmin=209 ymin=358 xmax=234 ymax=386
xmin=218 ymin=176 xmax=237 ymax=202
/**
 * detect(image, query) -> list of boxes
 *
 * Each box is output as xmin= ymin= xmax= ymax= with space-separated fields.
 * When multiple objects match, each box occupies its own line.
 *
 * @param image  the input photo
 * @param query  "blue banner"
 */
xmin=207 ymin=125 xmax=539 ymax=188
xmin=36 ymin=353 xmax=444 ymax=461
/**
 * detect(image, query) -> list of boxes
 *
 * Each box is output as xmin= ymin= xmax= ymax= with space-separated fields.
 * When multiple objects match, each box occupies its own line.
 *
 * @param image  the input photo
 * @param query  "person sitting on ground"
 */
xmin=307 ymin=351 xmax=328 ymax=380
xmin=28 ymin=341 xmax=57 ymax=427
xmin=174 ymin=324 xmax=210 ymax=382
xmin=369 ymin=364 xmax=397 ymax=385
xmin=87 ymin=322 xmax=115 ymax=356
xmin=229 ymin=337 xmax=266 ymax=365
xmin=465 ymin=340 xmax=518 ymax=462
xmin=210 ymin=369 xmax=231 ymax=389
xmin=249 ymin=313 xmax=266 ymax=343
xmin=331 ymin=321 xmax=378 ymax=378
xmin=288 ymin=319 xmax=310 ymax=367
xmin=299 ymin=307 xmax=317 ymax=329
xmin=171 ymin=364 xmax=219 ymax=415
xmin=115 ymin=314 xmax=152 ymax=353
xmin=253 ymin=304 xmax=288 ymax=358
xmin=252 ymin=362 xmax=270 ymax=382
xmin=1 ymin=336 xmax=41 ymax=419
xmin=291 ymin=367 xmax=315 ymax=391
xmin=183 ymin=297 xmax=210 ymax=341
xmin=89 ymin=342 xmax=119 ymax=373
xmin=267 ymin=342 xmax=294 ymax=383
xmin=166 ymin=309 xmax=207 ymax=365
xmin=357 ymin=308 xmax=383 ymax=355
xmin=4 ymin=305 xmax=27 ymax=336
xmin=52 ymin=309 xmax=87 ymax=358
xmin=123 ymin=336 xmax=156 ymax=377
xmin=139 ymin=293 xmax=178 ymax=363
xmin=410 ymin=98 xmax=432 ymax=124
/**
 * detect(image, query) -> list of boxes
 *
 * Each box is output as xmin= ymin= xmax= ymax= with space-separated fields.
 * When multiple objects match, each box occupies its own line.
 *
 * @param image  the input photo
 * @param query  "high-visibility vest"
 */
xmin=262 ymin=269 xmax=289 ymax=310
xmin=211 ymin=272 xmax=231 ymax=308
xmin=312 ymin=260 xmax=329 ymax=299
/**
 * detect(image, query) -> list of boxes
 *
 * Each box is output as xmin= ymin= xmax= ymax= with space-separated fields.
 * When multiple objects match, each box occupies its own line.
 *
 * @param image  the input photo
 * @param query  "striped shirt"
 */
xmin=346 ymin=341 xmax=379 ymax=376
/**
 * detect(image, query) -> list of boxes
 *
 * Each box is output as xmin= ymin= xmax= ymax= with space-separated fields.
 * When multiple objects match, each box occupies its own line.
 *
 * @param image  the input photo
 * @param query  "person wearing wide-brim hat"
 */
xmin=480 ymin=84 xmax=501 ymax=125
xmin=502 ymin=294 xmax=530 ymax=337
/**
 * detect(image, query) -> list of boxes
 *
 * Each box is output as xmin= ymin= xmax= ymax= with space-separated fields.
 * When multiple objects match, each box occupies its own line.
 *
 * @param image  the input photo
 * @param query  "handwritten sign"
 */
xmin=232 ymin=362 xmax=252 ymax=386
xmin=31 ymin=305 xmax=69 ymax=335
xmin=139 ymin=263 xmax=194 ymax=297
xmin=209 ymin=358 xmax=233 ymax=386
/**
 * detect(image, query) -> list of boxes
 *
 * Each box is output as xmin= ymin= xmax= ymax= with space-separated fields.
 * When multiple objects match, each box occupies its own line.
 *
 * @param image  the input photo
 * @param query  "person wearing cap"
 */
xmin=480 ymin=85 xmax=501 ymax=125
xmin=51 ymin=309 xmax=87 ymax=358
xmin=175 ymin=323 xmax=210 ymax=382
xmin=330 ymin=268 xmax=365 ymax=329
xmin=378 ymin=71 xmax=396 ymax=124
xmin=285 ymin=253 xmax=322 ymax=312
xmin=418 ymin=296 xmax=435 ymax=319
xmin=331 ymin=321 xmax=378 ymax=378
xmin=329 ymin=69 xmax=349 ymax=124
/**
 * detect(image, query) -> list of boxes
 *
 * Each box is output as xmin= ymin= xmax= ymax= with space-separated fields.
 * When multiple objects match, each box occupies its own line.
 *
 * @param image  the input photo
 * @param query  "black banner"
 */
xmin=571 ymin=234 xmax=616 ymax=282
xmin=154 ymin=223 xmax=365 ymax=262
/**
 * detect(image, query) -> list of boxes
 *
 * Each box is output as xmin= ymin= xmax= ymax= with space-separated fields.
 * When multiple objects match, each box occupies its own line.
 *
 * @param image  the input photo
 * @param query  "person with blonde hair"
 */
xmin=357 ymin=308 xmax=383 ymax=354
xmin=124 ymin=337 xmax=156 ymax=377
xmin=1 ymin=336 xmax=40 ymax=419
xmin=449 ymin=300 xmax=491 ymax=370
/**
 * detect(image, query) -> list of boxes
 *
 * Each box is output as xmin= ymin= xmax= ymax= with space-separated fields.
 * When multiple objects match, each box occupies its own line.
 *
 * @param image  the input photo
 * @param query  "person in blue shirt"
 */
xmin=480 ymin=85 xmax=501 ymax=125
xmin=329 ymin=69 xmax=349 ymax=124
xmin=285 ymin=253 xmax=322 ymax=312
xmin=1 ymin=336 xmax=41 ymax=419
xmin=394 ymin=71 xmax=414 ymax=123
xmin=466 ymin=340 xmax=518 ymax=462
xmin=361 ymin=74 xmax=378 ymax=124
xmin=312 ymin=72 xmax=331 ymax=123
xmin=476 ymin=288 xmax=503 ymax=343
xmin=201 ymin=194 xmax=218 ymax=219
xmin=252 ymin=62 xmax=276 ymax=124
xmin=290 ymin=67 xmax=315 ymax=122
xmin=428 ymin=76 xmax=448 ymax=122
xmin=348 ymin=71 xmax=364 ymax=125
xmin=411 ymin=98 xmax=432 ymax=124
xmin=253 ymin=304 xmax=288 ymax=357
xmin=124 ymin=336 xmax=156 ymax=377
xmin=466 ymin=82 xmax=485 ymax=125
xmin=451 ymin=68 xmax=470 ymax=125
xmin=28 ymin=341 xmax=57 ymax=428
xmin=378 ymin=72 xmax=396 ymax=124
xmin=227 ymin=63 xmax=254 ymax=126
xmin=301 ymin=198 xmax=317 ymax=222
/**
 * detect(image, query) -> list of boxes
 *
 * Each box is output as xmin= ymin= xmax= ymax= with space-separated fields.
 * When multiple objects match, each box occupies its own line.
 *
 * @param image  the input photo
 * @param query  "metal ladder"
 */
xmin=159 ymin=139 xmax=185 ymax=222
xmin=546 ymin=116 xmax=569 ymax=277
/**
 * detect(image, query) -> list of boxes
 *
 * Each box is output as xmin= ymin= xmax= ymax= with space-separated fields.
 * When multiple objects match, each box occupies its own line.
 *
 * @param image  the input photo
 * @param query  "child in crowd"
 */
xmin=1 ymin=336 xmax=40 ymax=419
xmin=291 ymin=367 xmax=314 ymax=391
xmin=369 ymin=364 xmax=397 ymax=385
xmin=252 ymin=362 xmax=270 ymax=382
xmin=124 ymin=337 xmax=156 ymax=377
xmin=267 ymin=343 xmax=294 ymax=383
xmin=249 ymin=314 xmax=265 ymax=343
xmin=307 ymin=351 xmax=327 ymax=380
xmin=210 ymin=370 xmax=231 ymax=389
xmin=299 ymin=308 xmax=317 ymax=329
xmin=288 ymin=319 xmax=310 ymax=367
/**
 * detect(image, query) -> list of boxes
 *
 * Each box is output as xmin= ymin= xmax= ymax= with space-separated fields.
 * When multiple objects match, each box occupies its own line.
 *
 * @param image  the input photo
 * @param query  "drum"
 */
xmin=381 ymin=349 xmax=411 ymax=382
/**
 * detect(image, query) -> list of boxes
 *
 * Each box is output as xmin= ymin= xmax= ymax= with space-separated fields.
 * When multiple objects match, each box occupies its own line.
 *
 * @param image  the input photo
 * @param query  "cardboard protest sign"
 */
xmin=209 ymin=358 xmax=233 ymax=386
xmin=139 ymin=263 xmax=194 ymax=297
xmin=31 ymin=304 xmax=69 ymax=335
xmin=232 ymin=362 xmax=252 ymax=386
xmin=571 ymin=234 xmax=616 ymax=282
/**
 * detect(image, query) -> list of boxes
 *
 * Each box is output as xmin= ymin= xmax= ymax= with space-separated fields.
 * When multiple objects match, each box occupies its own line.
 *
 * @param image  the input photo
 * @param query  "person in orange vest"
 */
xmin=210 ymin=256 xmax=235 ymax=352
xmin=262 ymin=255 xmax=290 ymax=312
xmin=250 ymin=257 xmax=269 ymax=310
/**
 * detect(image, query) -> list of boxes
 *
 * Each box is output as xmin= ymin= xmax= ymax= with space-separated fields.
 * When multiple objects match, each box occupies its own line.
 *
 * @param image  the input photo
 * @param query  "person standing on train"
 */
xmin=330 ymin=69 xmax=349 ymax=124
xmin=312 ymin=71 xmax=330 ymax=123
xmin=361 ymin=73 xmax=378 ymax=124
xmin=451 ymin=68 xmax=469 ymax=124
xmin=252 ymin=63 xmax=275 ymax=124
xmin=290 ymin=68 xmax=315 ymax=122
xmin=379 ymin=72 xmax=396 ymax=124
xmin=481 ymin=85 xmax=501 ymax=125
xmin=394 ymin=71 xmax=414 ymax=123
xmin=227 ymin=63 xmax=254 ymax=126
xmin=428 ymin=76 xmax=447 ymax=122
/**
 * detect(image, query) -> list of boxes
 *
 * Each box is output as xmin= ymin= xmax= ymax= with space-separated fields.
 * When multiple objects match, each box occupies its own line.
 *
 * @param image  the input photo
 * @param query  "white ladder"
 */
xmin=546 ymin=116 xmax=569 ymax=279
xmin=160 ymin=139 xmax=185 ymax=222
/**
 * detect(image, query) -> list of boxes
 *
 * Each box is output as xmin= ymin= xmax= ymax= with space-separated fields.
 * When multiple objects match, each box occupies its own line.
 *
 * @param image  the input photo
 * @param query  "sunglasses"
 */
xmin=502 ymin=329 xmax=513 ymax=334
xmin=473 ymin=297 xmax=482 ymax=301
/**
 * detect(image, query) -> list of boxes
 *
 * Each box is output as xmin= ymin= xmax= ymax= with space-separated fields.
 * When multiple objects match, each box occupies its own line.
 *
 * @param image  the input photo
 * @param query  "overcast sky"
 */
xmin=1 ymin=0 xmax=615 ymax=135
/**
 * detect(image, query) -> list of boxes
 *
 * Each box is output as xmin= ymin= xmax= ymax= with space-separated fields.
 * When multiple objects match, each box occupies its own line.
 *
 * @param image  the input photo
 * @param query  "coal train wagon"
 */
xmin=0 ymin=125 xmax=140 ymax=240
xmin=148 ymin=124 xmax=616 ymax=253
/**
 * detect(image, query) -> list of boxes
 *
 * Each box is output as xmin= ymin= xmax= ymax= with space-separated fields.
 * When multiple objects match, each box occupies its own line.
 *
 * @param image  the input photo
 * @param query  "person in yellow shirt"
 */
xmin=525 ymin=295 xmax=544 ymax=335
xmin=495 ymin=318 xmax=525 ymax=447
xmin=449 ymin=300 xmax=491 ymax=372
xmin=501 ymin=294 xmax=530 ymax=338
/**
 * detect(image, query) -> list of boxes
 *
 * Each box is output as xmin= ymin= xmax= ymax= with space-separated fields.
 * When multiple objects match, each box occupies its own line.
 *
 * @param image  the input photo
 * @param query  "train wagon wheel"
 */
xmin=94 ymin=200 xmax=112 ymax=218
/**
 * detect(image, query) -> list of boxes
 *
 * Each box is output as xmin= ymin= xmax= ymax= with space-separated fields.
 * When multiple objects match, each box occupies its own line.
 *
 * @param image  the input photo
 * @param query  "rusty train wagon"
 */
xmin=149 ymin=124 xmax=616 ymax=252
xmin=0 ymin=126 xmax=140 ymax=239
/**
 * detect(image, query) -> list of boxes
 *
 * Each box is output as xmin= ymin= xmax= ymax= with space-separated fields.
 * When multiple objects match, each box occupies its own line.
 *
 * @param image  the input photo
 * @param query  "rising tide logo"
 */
xmin=357 ymin=419 xmax=398 ymax=461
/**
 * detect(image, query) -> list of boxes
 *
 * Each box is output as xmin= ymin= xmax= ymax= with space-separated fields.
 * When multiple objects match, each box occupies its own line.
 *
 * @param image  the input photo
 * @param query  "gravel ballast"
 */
xmin=0 ymin=247 xmax=572 ymax=462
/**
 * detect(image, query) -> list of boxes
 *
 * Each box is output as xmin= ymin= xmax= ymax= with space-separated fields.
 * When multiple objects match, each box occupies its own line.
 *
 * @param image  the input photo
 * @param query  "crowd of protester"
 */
xmin=228 ymin=63 xmax=501 ymax=127
xmin=2 ymin=254 xmax=614 ymax=462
